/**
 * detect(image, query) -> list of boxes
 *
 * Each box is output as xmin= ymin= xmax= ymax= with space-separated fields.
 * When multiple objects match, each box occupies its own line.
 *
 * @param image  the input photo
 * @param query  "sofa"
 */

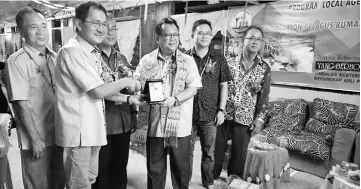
xmin=255 ymin=98 xmax=360 ymax=178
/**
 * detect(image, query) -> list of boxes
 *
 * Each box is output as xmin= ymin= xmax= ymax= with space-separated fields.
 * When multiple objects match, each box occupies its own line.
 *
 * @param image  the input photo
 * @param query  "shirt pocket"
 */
xmin=28 ymin=70 xmax=49 ymax=97
xmin=203 ymin=68 xmax=218 ymax=82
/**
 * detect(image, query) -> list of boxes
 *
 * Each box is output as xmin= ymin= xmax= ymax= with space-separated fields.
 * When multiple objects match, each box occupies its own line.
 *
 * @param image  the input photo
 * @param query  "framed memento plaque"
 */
xmin=143 ymin=79 xmax=164 ymax=103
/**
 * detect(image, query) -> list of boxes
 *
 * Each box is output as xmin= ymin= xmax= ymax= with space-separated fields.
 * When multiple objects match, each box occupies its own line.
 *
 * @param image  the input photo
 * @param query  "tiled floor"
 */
xmin=7 ymin=129 xmax=323 ymax=189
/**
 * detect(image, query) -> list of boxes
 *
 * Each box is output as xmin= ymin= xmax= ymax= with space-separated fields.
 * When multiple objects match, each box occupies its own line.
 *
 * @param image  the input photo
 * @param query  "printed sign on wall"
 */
xmin=226 ymin=0 xmax=360 ymax=92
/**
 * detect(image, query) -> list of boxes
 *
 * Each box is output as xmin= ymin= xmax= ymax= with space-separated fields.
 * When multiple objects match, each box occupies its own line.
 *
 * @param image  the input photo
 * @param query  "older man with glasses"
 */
xmin=135 ymin=17 xmax=202 ymax=189
xmin=92 ymin=16 xmax=142 ymax=189
xmin=54 ymin=2 xmax=142 ymax=188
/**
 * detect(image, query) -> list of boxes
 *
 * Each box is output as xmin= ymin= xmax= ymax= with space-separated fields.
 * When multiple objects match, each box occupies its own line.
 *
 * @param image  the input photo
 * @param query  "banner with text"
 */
xmin=226 ymin=0 xmax=360 ymax=92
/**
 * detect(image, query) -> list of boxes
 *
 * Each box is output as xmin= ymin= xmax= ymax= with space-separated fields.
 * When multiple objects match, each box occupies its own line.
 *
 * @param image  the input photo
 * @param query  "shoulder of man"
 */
xmin=259 ymin=57 xmax=271 ymax=72
xmin=7 ymin=48 xmax=27 ymax=65
xmin=178 ymin=50 xmax=193 ymax=62
xmin=115 ymin=51 xmax=136 ymax=69
xmin=60 ymin=38 xmax=83 ymax=53
xmin=115 ymin=51 xmax=128 ymax=62
xmin=225 ymin=55 xmax=237 ymax=66
xmin=140 ymin=49 xmax=158 ymax=62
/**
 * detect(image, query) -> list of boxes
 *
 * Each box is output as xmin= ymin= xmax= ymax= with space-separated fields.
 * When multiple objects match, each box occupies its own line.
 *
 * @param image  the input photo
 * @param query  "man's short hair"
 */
xmin=75 ymin=1 xmax=107 ymax=22
xmin=155 ymin=17 xmax=179 ymax=35
xmin=16 ymin=7 xmax=45 ymax=30
xmin=191 ymin=19 xmax=212 ymax=34
xmin=242 ymin=25 xmax=264 ymax=39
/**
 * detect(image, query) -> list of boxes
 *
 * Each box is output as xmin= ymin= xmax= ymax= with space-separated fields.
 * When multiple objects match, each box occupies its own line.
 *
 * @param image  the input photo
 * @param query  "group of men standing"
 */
xmin=0 ymin=1 xmax=270 ymax=189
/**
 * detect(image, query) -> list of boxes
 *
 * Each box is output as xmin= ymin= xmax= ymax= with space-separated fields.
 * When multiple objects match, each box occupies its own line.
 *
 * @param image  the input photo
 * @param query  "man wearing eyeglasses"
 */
xmin=185 ymin=19 xmax=232 ymax=189
xmin=54 ymin=2 xmax=141 ymax=188
xmin=134 ymin=17 xmax=202 ymax=189
xmin=92 ymin=16 xmax=141 ymax=189
xmin=213 ymin=26 xmax=271 ymax=179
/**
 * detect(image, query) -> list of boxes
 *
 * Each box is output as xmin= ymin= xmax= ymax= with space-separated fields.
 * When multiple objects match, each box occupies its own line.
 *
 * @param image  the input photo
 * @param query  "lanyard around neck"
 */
xmin=25 ymin=50 xmax=55 ymax=93
xmin=199 ymin=56 xmax=211 ymax=78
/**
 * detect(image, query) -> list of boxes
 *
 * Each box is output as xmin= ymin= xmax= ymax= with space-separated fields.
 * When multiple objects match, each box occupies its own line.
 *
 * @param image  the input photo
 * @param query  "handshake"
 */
xmin=124 ymin=77 xmax=142 ymax=93
xmin=113 ymin=77 xmax=145 ymax=106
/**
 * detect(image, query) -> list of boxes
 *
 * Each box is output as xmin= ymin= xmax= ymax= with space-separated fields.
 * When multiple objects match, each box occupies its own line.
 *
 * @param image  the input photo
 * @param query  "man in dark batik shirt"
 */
xmin=186 ymin=19 xmax=232 ymax=189
xmin=93 ymin=18 xmax=141 ymax=189
xmin=213 ymin=26 xmax=271 ymax=179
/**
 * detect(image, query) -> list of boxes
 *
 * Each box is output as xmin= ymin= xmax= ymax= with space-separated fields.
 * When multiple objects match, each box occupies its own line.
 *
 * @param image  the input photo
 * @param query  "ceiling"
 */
xmin=0 ymin=0 xmax=276 ymax=26
xmin=0 ymin=1 xmax=79 ymax=25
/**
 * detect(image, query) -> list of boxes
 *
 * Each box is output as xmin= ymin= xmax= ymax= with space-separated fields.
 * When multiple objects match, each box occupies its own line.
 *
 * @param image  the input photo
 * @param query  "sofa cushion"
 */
xmin=267 ymin=99 xmax=308 ymax=131
xmin=304 ymin=118 xmax=340 ymax=135
xmin=259 ymin=128 xmax=331 ymax=161
xmin=311 ymin=98 xmax=359 ymax=126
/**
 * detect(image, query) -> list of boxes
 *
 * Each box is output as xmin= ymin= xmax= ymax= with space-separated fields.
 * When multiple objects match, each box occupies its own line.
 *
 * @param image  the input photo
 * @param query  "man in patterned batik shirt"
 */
xmin=93 ymin=17 xmax=141 ymax=189
xmin=186 ymin=19 xmax=232 ymax=189
xmin=213 ymin=26 xmax=271 ymax=179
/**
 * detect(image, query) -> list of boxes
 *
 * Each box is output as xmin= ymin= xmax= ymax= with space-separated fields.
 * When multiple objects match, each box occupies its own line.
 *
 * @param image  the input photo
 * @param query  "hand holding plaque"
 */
xmin=143 ymin=79 xmax=164 ymax=104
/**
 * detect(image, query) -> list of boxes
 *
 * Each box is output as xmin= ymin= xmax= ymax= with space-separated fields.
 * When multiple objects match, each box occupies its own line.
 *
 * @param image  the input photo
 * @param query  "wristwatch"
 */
xmin=174 ymin=96 xmax=180 ymax=106
xmin=217 ymin=108 xmax=225 ymax=113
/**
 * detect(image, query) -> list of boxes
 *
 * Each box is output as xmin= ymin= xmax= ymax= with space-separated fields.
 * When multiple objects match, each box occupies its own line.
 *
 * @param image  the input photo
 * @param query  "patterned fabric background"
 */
xmin=311 ymin=98 xmax=359 ymax=126
xmin=266 ymin=99 xmax=308 ymax=131
xmin=259 ymin=98 xmax=360 ymax=161
xmin=304 ymin=118 xmax=340 ymax=135
xmin=259 ymin=127 xmax=331 ymax=161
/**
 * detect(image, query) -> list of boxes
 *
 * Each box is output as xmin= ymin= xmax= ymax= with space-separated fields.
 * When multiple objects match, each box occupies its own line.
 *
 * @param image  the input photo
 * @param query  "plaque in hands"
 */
xmin=143 ymin=79 xmax=164 ymax=104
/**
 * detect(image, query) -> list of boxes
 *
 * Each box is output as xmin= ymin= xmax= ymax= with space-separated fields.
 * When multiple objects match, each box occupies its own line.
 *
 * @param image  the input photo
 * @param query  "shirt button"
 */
xmin=162 ymin=116 xmax=165 ymax=119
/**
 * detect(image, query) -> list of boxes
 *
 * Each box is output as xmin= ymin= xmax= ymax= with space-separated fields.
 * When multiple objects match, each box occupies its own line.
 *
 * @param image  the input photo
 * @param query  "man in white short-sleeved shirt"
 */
xmin=55 ymin=2 xmax=141 ymax=188
xmin=4 ymin=7 xmax=65 ymax=189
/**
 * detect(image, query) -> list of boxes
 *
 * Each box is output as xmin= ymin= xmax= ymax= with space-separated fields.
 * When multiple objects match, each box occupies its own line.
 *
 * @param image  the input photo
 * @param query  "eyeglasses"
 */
xmin=195 ymin=31 xmax=212 ymax=37
xmin=83 ymin=20 xmax=108 ymax=29
xmin=108 ymin=28 xmax=118 ymax=32
xmin=245 ymin=37 xmax=263 ymax=42
xmin=160 ymin=33 xmax=180 ymax=40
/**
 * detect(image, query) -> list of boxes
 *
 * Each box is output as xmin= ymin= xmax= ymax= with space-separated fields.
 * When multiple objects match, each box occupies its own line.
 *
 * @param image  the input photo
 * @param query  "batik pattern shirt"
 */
xmin=185 ymin=48 xmax=232 ymax=122
xmin=225 ymin=54 xmax=271 ymax=126
xmin=100 ymin=48 xmax=136 ymax=135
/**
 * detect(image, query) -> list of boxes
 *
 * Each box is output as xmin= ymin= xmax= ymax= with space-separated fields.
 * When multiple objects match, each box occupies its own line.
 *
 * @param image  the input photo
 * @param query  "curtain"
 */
xmin=116 ymin=19 xmax=140 ymax=63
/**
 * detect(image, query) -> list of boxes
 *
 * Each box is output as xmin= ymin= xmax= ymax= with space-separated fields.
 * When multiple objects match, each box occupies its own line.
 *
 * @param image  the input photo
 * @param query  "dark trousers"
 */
xmin=213 ymin=120 xmax=251 ymax=179
xmin=93 ymin=132 xmax=131 ymax=189
xmin=147 ymin=135 xmax=191 ymax=189
xmin=190 ymin=121 xmax=217 ymax=187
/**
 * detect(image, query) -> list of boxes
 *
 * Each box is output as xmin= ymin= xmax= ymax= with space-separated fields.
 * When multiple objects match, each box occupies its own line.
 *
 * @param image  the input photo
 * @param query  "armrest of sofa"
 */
xmin=353 ymin=133 xmax=360 ymax=166
xmin=330 ymin=128 xmax=356 ymax=165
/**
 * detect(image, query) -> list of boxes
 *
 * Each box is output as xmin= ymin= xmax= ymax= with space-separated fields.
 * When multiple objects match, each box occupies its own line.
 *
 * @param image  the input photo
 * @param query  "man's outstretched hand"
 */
xmin=129 ymin=94 xmax=146 ymax=105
